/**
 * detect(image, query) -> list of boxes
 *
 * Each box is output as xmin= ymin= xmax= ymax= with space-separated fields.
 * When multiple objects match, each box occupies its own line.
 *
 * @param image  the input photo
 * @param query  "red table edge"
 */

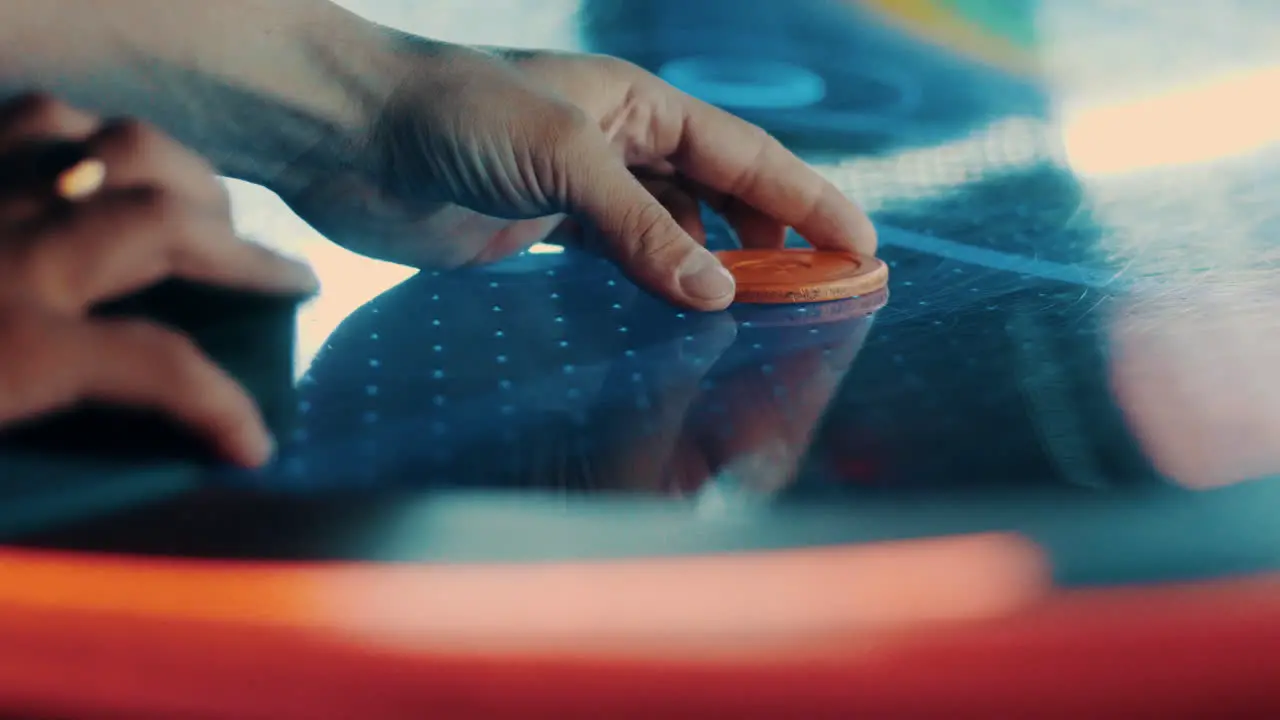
xmin=0 ymin=544 xmax=1278 ymax=717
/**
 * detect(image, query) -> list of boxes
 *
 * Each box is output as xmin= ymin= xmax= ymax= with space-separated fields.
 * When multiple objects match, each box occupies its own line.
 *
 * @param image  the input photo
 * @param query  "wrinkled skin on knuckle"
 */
xmin=547 ymin=103 xmax=595 ymax=148
xmin=619 ymin=200 xmax=682 ymax=270
xmin=528 ymin=102 xmax=594 ymax=207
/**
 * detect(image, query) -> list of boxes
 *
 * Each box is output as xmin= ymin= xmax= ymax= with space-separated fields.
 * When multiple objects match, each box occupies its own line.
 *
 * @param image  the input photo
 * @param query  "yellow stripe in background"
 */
xmin=855 ymin=0 xmax=1037 ymax=75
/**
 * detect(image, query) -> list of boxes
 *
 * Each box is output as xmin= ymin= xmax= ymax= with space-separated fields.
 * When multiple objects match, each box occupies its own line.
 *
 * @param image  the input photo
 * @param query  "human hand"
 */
xmin=281 ymin=39 xmax=876 ymax=310
xmin=0 ymin=94 xmax=318 ymax=467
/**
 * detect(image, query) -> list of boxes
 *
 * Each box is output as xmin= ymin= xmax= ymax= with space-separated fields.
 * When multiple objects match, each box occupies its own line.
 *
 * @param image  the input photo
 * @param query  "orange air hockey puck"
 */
xmin=714 ymin=249 xmax=889 ymax=305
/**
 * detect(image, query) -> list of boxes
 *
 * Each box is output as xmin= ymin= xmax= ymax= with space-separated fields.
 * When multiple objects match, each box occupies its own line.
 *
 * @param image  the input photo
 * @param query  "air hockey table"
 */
xmin=4 ymin=0 xmax=1280 ymax=717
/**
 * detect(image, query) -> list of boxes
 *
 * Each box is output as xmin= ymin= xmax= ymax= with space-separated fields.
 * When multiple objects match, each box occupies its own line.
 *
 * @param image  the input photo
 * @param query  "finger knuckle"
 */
xmin=0 ymin=313 xmax=60 ymax=413
xmin=2 ymin=92 xmax=72 ymax=129
xmin=91 ymin=118 xmax=163 ymax=160
xmin=167 ymin=215 xmax=229 ymax=276
xmin=437 ymin=243 xmax=481 ymax=270
xmin=728 ymin=131 xmax=772 ymax=198
xmin=91 ymin=117 xmax=224 ymax=203
xmin=533 ymin=104 xmax=597 ymax=204
xmin=109 ymin=185 xmax=221 ymax=274
xmin=593 ymin=54 xmax=643 ymax=78
xmin=66 ymin=183 xmax=172 ymax=241
xmin=0 ymin=311 xmax=48 ymax=368
xmin=112 ymin=321 xmax=249 ymax=429
xmin=10 ymin=239 xmax=73 ymax=308
xmin=620 ymin=201 xmax=681 ymax=264
xmin=124 ymin=322 xmax=203 ymax=377
xmin=209 ymin=176 xmax=233 ymax=212
xmin=547 ymin=103 xmax=594 ymax=145
xmin=128 ymin=184 xmax=183 ymax=223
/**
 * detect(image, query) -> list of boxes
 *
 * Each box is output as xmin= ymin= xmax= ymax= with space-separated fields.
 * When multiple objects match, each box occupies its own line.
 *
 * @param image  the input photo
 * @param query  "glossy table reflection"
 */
xmin=4 ymin=0 xmax=1280 ymax=716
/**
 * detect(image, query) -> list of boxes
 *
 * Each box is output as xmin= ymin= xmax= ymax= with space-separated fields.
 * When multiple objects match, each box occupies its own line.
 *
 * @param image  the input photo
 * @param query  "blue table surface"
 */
xmin=3 ymin=0 xmax=1280 ymax=587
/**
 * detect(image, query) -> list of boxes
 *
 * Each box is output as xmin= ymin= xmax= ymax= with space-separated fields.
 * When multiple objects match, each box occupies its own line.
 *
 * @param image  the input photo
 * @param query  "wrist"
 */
xmin=0 ymin=1 xmax=402 ymax=196
xmin=278 ymin=26 xmax=493 ymax=200
xmin=226 ymin=4 xmax=406 ymax=195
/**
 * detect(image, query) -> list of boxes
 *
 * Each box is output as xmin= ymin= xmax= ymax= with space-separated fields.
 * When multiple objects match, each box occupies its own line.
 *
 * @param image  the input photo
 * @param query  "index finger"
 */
xmin=0 ymin=94 xmax=98 ymax=151
xmin=671 ymin=95 xmax=877 ymax=256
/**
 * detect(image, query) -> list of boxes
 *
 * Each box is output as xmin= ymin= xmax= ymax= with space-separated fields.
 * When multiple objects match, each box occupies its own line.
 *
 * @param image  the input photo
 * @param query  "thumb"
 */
xmin=564 ymin=138 xmax=736 ymax=310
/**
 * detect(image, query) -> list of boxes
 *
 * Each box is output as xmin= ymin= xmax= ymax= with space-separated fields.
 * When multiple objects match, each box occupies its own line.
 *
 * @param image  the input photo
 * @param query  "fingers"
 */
xmin=640 ymin=179 xmax=706 ymax=244
xmin=0 ymin=143 xmax=93 ymax=224
xmin=0 ymin=96 xmax=228 ymax=225
xmin=15 ymin=186 xmax=318 ymax=311
xmin=672 ymin=94 xmax=877 ymax=256
xmin=565 ymin=132 xmax=736 ymax=310
xmin=724 ymin=200 xmax=788 ymax=250
xmin=471 ymin=214 xmax=566 ymax=265
xmin=0 ymin=312 xmax=271 ymax=467
xmin=0 ymin=96 xmax=225 ymax=209
xmin=84 ymin=319 xmax=273 ymax=467
xmin=0 ymin=95 xmax=289 ymax=469
xmin=0 ymin=93 xmax=97 ymax=151
xmin=85 ymin=118 xmax=229 ymax=210
xmin=678 ymin=178 xmax=787 ymax=250
xmin=0 ymin=142 xmax=94 ymax=196
xmin=0 ymin=94 xmax=100 ymax=222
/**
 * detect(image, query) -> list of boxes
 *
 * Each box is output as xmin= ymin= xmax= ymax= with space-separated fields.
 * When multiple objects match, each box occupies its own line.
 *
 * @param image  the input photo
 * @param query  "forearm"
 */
xmin=0 ymin=0 xmax=399 ymax=190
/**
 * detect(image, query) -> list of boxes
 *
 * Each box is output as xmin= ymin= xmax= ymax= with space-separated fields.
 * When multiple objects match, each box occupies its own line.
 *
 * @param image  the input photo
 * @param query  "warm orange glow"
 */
xmin=0 ymin=533 xmax=1048 ymax=661
xmin=857 ymin=0 xmax=1035 ymax=74
xmin=1064 ymin=65 xmax=1280 ymax=175
xmin=2 ymin=554 xmax=1280 ymax=718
